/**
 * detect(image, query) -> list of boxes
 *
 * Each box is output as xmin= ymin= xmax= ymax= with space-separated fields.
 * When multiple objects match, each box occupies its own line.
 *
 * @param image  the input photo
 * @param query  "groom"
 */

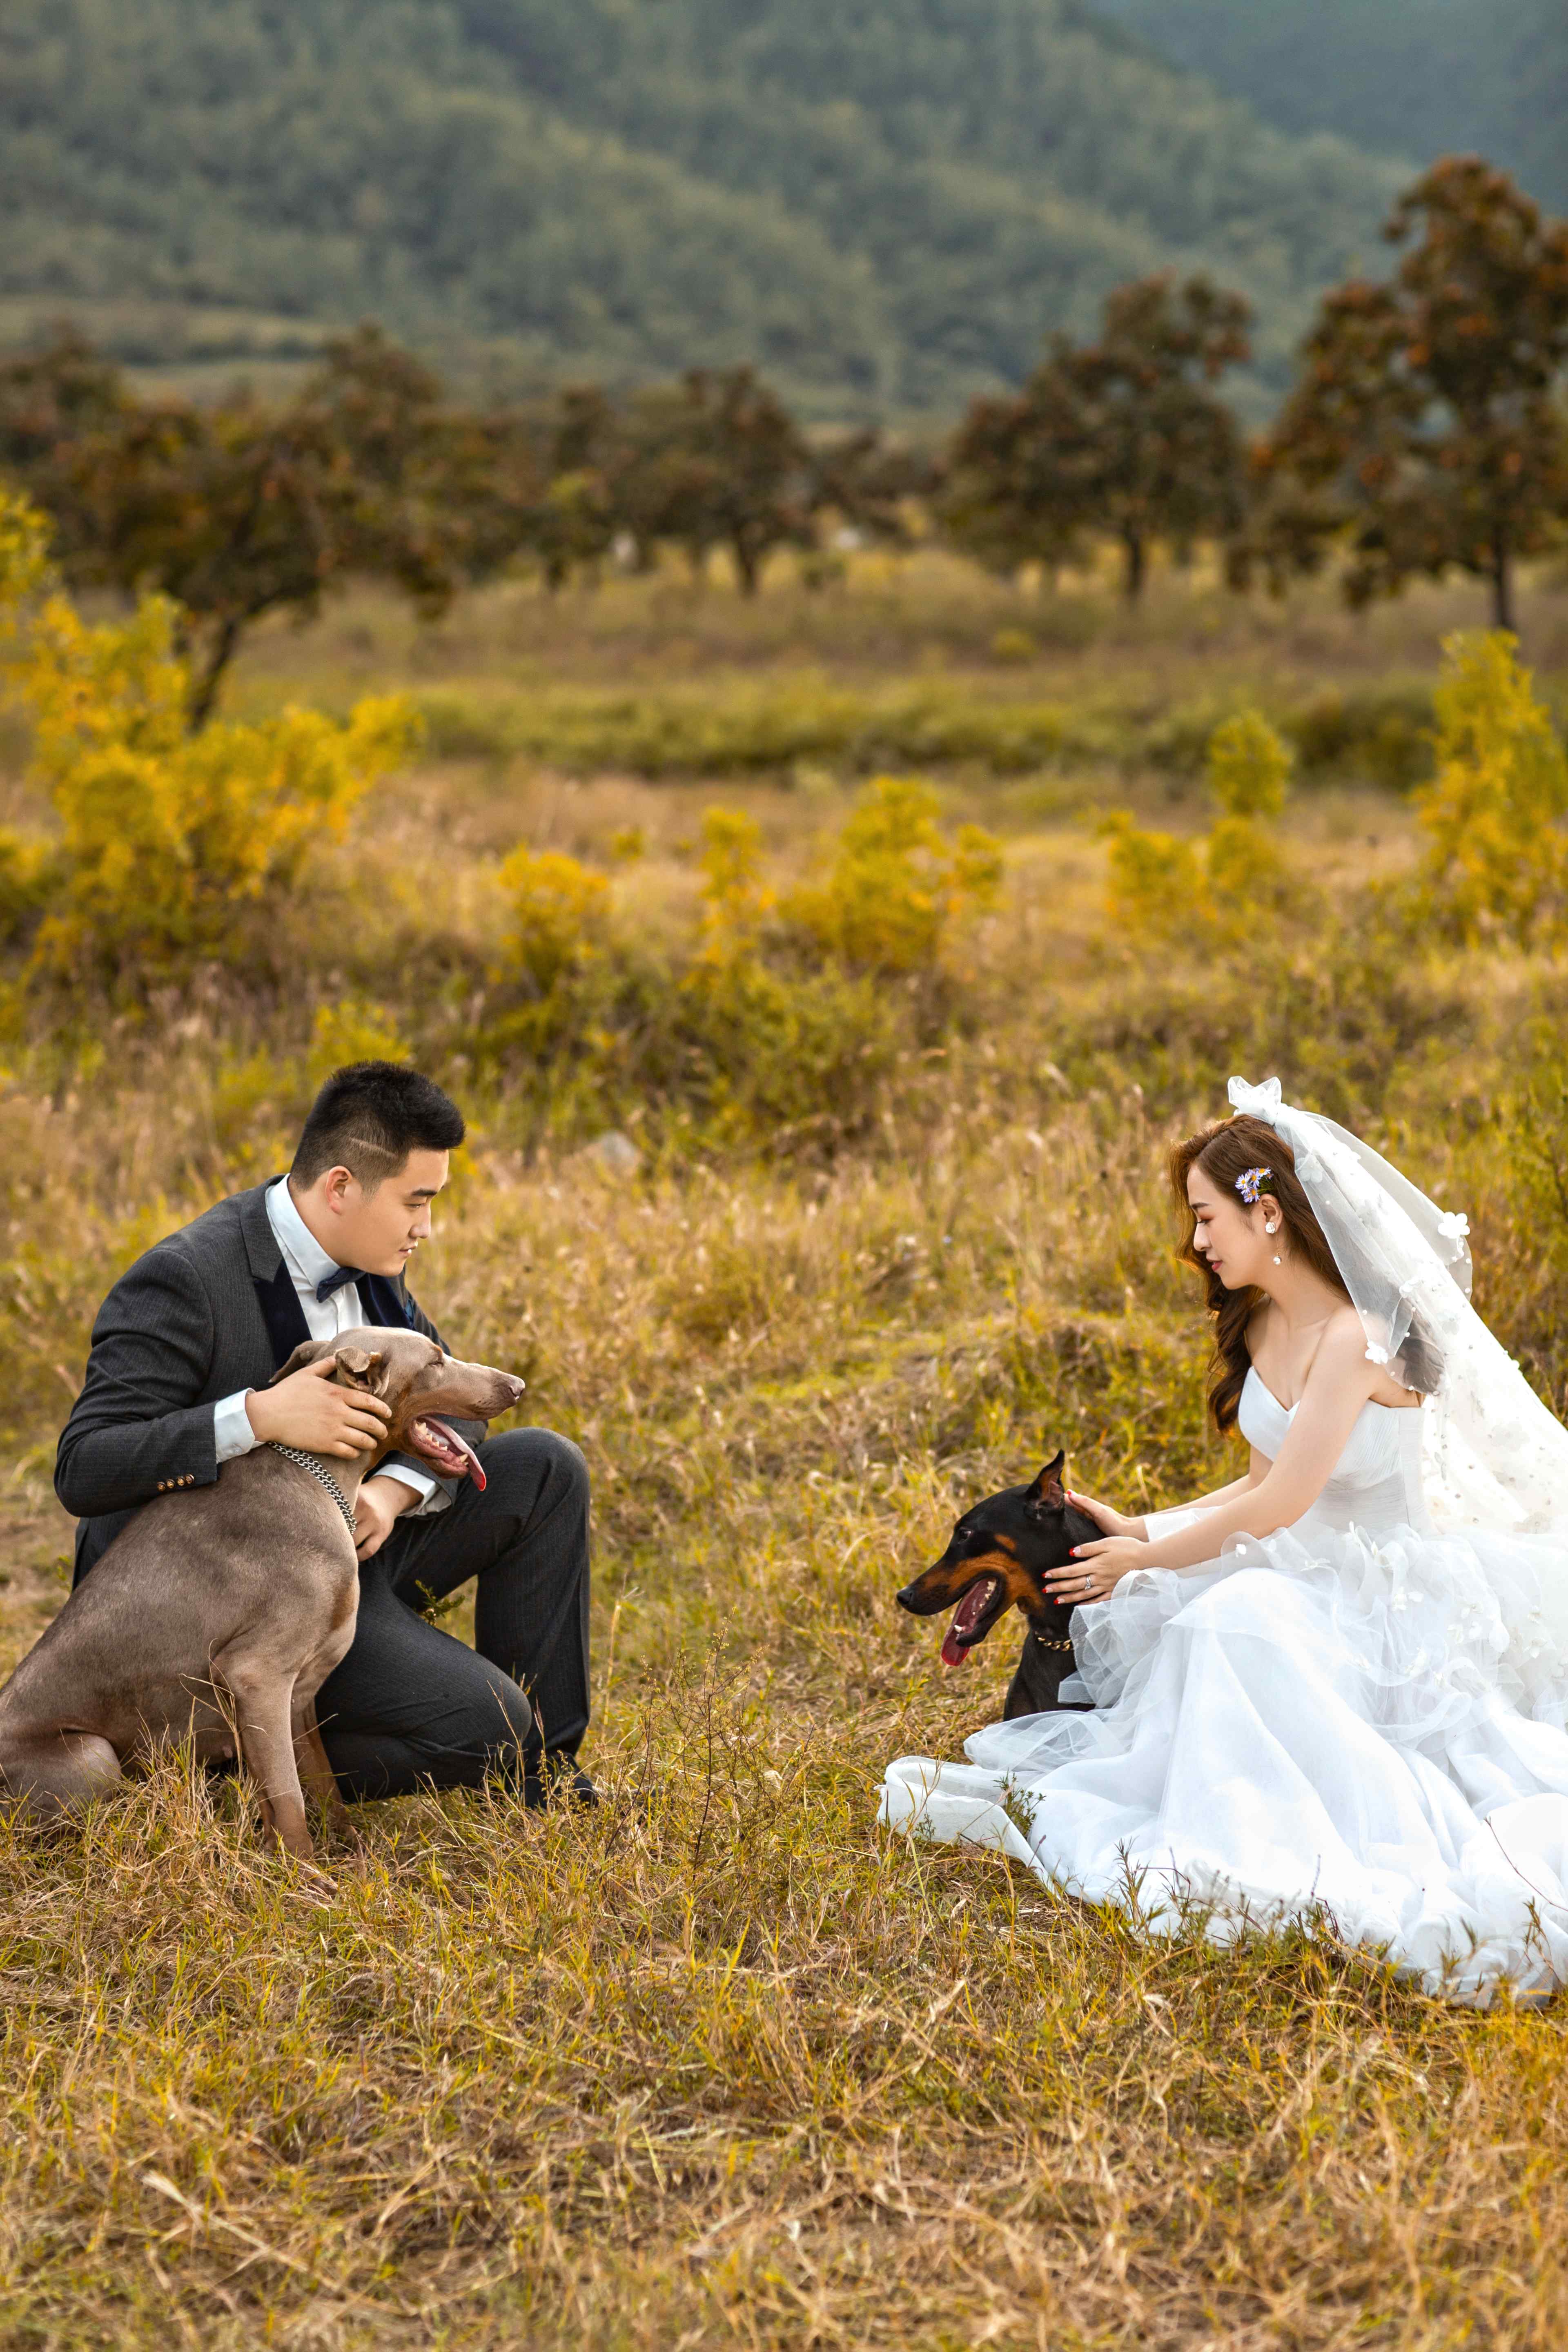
xmin=54 ymin=1060 xmax=593 ymax=1806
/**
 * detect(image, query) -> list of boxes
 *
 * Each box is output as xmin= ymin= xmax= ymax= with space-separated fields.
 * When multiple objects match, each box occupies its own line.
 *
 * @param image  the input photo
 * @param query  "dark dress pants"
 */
xmin=312 ymin=1427 xmax=590 ymax=1802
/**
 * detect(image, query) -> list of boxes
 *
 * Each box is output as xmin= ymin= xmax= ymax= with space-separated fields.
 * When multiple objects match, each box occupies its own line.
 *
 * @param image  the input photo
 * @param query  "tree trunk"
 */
xmin=187 ymin=614 xmax=244 ymax=732
xmin=1121 ymin=529 xmax=1145 ymax=602
xmin=732 ymin=535 xmax=760 ymax=596
xmin=1490 ymin=541 xmax=1515 ymax=633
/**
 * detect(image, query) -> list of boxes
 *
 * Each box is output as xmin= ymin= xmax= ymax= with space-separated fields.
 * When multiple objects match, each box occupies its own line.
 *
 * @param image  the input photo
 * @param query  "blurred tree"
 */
xmin=940 ymin=364 xmax=1089 ymax=584
xmin=620 ymin=369 xmax=817 ymax=594
xmin=942 ymin=274 xmax=1252 ymax=597
xmin=811 ymin=429 xmax=935 ymax=553
xmin=0 ymin=329 xmax=135 ymax=573
xmin=1262 ymin=160 xmax=1568 ymax=631
xmin=439 ymin=385 xmax=625 ymax=591
xmin=2 ymin=325 xmax=464 ymax=726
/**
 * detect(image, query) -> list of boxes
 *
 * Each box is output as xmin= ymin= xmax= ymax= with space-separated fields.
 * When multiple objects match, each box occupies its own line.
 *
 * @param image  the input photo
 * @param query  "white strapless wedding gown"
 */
xmin=880 ymin=1369 xmax=1568 ymax=2002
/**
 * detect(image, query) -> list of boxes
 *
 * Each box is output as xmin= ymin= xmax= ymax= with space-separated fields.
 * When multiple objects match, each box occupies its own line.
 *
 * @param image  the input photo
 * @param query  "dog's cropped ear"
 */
xmin=331 ymin=1346 xmax=386 ymax=1389
xmin=267 ymin=1340 xmax=332 ymax=1385
xmin=1024 ymin=1448 xmax=1067 ymax=1513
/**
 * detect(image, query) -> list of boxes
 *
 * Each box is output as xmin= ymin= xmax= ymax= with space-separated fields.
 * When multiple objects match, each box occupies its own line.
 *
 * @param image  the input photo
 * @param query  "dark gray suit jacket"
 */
xmin=56 ymin=1180 xmax=454 ymax=1585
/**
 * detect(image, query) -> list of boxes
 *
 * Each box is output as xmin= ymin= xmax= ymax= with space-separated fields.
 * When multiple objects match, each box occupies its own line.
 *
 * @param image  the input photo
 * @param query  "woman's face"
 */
xmin=1187 ymin=1163 xmax=1272 ymax=1290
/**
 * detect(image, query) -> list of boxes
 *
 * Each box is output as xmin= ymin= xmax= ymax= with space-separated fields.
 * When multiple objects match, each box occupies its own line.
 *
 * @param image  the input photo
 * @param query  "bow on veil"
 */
xmin=1227 ymin=1077 xmax=1568 ymax=1574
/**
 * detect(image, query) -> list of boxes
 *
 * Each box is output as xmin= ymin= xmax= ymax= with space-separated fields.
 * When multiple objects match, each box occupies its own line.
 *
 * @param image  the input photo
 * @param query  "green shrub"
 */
xmin=1285 ymin=684 xmax=1436 ymax=793
xmin=990 ymin=627 xmax=1036 ymax=664
xmin=675 ymin=952 xmax=903 ymax=1149
xmin=413 ymin=679 xmax=1091 ymax=779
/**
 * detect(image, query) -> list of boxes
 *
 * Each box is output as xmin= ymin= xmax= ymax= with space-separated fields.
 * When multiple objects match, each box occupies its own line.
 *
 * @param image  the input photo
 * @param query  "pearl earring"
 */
xmin=1265 ymin=1219 xmax=1282 ymax=1265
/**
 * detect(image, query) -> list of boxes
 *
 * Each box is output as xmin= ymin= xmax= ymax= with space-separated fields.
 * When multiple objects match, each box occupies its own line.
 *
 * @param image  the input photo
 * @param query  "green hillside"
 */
xmin=1094 ymin=0 xmax=1568 ymax=214
xmin=0 ymin=0 xmax=1410 ymax=417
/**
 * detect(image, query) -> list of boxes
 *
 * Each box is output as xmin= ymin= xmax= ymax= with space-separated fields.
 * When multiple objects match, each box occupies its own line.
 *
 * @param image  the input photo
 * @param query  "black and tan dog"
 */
xmin=896 ymin=1449 xmax=1099 ymax=1718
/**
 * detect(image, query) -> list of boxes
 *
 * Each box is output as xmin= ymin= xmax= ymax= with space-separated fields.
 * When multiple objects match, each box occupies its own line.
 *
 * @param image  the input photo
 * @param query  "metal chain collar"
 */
xmin=266 ymin=1443 xmax=359 ymax=1543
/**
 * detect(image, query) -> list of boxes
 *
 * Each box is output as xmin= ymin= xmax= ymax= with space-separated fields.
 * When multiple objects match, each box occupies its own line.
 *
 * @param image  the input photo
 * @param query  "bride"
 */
xmin=880 ymin=1076 xmax=1568 ymax=2003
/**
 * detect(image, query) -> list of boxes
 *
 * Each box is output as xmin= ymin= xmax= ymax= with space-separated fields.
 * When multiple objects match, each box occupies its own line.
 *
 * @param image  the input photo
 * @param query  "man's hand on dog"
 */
xmin=245 ymin=1356 xmax=393 ymax=1459
xmin=353 ymin=1474 xmax=419 ymax=1560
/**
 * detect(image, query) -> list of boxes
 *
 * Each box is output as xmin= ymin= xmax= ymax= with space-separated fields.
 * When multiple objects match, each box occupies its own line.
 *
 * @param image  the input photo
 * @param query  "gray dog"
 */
xmin=0 ymin=1327 xmax=524 ymax=1860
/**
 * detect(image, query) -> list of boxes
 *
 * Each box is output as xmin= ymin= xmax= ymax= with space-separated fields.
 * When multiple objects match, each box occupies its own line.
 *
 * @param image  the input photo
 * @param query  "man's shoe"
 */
xmin=523 ymin=1755 xmax=599 ymax=1810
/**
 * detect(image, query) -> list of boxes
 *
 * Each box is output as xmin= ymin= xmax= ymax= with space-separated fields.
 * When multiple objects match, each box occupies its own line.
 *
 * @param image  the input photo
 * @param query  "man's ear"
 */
xmin=1025 ymin=1448 xmax=1067 ymax=1512
xmin=267 ymin=1340 xmax=331 ymax=1385
xmin=333 ymin=1346 xmax=386 ymax=1389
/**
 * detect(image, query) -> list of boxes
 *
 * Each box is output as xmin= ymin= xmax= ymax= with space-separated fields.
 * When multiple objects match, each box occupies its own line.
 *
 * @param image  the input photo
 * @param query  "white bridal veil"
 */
xmin=1228 ymin=1075 xmax=1568 ymax=1555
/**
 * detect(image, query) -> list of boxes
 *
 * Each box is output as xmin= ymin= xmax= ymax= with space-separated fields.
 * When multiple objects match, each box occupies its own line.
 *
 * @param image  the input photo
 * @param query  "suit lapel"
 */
xmin=236 ymin=1178 xmax=312 ymax=1370
xmin=254 ymin=1258 xmax=311 ymax=1369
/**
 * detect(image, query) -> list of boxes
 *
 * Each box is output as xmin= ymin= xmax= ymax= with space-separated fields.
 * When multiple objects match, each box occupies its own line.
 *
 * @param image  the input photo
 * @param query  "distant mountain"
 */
xmin=1092 ymin=0 xmax=1568 ymax=214
xmin=0 ymin=0 xmax=1412 ymax=417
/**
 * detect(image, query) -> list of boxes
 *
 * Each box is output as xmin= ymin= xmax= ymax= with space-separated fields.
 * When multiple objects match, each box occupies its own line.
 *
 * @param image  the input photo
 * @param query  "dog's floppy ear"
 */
xmin=332 ymin=1345 xmax=386 ymax=1389
xmin=1024 ymin=1448 xmax=1067 ymax=1512
xmin=267 ymin=1339 xmax=332 ymax=1385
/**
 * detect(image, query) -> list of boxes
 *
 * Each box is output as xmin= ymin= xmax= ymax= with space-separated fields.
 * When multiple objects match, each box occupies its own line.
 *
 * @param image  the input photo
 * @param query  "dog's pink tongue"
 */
xmin=940 ymin=1578 xmax=994 ymax=1669
xmin=429 ymin=1418 xmax=487 ymax=1491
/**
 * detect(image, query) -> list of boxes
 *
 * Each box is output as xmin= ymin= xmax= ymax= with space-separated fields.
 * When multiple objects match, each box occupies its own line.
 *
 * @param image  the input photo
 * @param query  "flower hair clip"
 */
xmin=1235 ymin=1167 xmax=1272 ymax=1206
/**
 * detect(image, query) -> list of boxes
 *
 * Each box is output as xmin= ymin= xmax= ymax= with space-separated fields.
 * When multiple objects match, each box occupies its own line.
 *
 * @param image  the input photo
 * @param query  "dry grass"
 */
xmin=5 ymin=554 xmax=1568 ymax=2346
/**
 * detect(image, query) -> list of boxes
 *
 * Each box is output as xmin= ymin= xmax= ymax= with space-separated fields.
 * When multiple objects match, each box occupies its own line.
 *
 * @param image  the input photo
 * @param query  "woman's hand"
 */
xmin=1044 ymin=1533 xmax=1151 ymax=1603
xmin=1065 ymin=1488 xmax=1148 ymax=1541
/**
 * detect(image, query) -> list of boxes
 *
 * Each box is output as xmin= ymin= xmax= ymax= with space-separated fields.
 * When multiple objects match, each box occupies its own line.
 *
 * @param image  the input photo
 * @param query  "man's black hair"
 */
xmin=292 ymin=1061 xmax=465 ymax=1192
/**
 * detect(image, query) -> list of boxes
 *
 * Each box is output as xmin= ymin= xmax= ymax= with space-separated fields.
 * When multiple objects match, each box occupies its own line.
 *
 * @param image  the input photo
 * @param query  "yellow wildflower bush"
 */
xmin=696 ymin=807 xmax=773 ymax=958
xmin=784 ymin=775 xmax=1002 ymax=973
xmin=497 ymin=845 xmax=612 ymax=993
xmin=1414 ymin=631 xmax=1568 ymax=948
xmin=1204 ymin=709 xmax=1292 ymax=912
xmin=305 ymin=996 xmax=411 ymax=1089
xmin=1106 ymin=708 xmax=1296 ymax=935
xmin=1102 ymin=810 xmax=1208 ymax=937
xmin=0 ymin=488 xmax=420 ymax=993
xmin=1206 ymin=708 xmax=1294 ymax=820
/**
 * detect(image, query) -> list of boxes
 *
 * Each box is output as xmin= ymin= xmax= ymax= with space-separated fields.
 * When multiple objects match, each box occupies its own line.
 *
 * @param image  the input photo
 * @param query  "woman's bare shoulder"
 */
xmin=1318 ymin=1302 xmax=1367 ymax=1351
xmin=1312 ymin=1303 xmax=1419 ymax=1404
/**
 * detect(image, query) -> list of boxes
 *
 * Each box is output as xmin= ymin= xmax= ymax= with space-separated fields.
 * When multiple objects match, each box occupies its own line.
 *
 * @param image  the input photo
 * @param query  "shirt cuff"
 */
xmin=372 ymin=1463 xmax=450 ymax=1515
xmin=214 ymin=1390 xmax=260 ymax=1464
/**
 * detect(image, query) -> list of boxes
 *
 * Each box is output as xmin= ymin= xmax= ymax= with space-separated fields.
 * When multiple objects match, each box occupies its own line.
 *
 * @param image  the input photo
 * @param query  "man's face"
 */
xmin=331 ymin=1148 xmax=450 ymax=1276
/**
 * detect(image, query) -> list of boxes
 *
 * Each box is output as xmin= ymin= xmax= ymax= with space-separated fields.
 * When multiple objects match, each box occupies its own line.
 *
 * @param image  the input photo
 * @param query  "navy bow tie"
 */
xmin=315 ymin=1264 xmax=366 ymax=1304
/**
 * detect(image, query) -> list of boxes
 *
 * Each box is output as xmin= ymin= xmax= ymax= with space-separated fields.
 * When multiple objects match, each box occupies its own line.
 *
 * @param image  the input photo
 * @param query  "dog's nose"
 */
xmin=506 ymin=1374 xmax=526 ymax=1402
xmin=895 ymin=1584 xmax=919 ymax=1613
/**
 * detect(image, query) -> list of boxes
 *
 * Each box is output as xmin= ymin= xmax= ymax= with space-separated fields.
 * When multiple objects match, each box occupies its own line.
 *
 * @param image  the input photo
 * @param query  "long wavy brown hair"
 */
xmin=1169 ymin=1113 xmax=1351 ymax=1433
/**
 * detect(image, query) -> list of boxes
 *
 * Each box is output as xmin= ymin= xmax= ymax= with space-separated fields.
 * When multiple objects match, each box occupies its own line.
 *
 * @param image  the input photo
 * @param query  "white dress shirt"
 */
xmin=212 ymin=1177 xmax=443 ymax=1510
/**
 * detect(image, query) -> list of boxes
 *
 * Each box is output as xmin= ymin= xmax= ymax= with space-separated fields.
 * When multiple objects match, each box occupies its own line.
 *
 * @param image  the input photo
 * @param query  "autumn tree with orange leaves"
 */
xmin=1261 ymin=159 xmax=1568 ymax=632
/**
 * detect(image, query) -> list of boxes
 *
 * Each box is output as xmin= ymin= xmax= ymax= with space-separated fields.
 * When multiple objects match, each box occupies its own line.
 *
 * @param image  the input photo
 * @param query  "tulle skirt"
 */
xmin=878 ymin=1514 xmax=1568 ymax=2003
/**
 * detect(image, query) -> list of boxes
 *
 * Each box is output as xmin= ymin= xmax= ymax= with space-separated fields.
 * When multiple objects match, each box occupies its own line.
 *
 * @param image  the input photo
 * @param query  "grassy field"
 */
xmin=4 ymin=550 xmax=1568 ymax=2347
